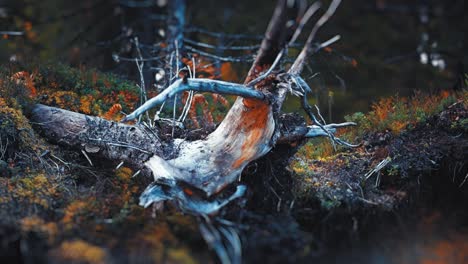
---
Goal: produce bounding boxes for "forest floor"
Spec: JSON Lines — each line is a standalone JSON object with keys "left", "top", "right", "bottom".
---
{"left": 0, "top": 63, "right": 467, "bottom": 263}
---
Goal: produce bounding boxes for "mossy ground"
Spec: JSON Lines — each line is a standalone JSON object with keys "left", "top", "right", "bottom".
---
{"left": 0, "top": 64, "right": 207, "bottom": 263}
{"left": 1, "top": 62, "right": 467, "bottom": 263}
{"left": 291, "top": 90, "right": 467, "bottom": 211}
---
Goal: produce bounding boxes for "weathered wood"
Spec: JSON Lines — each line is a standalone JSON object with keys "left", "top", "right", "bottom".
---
{"left": 29, "top": 1, "right": 346, "bottom": 213}
{"left": 122, "top": 78, "right": 266, "bottom": 122}
{"left": 124, "top": 0, "right": 303, "bottom": 197}
{"left": 30, "top": 104, "right": 164, "bottom": 170}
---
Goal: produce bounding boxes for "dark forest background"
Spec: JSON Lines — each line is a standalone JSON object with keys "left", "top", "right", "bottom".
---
{"left": 1, "top": 0, "right": 466, "bottom": 120}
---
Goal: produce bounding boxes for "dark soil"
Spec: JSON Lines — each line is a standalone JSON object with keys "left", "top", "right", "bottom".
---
{"left": 0, "top": 101, "right": 466, "bottom": 263}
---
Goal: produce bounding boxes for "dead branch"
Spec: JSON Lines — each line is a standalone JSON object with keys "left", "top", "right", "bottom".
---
{"left": 29, "top": 0, "right": 353, "bottom": 216}
{"left": 289, "top": 0, "right": 342, "bottom": 75}
{"left": 30, "top": 104, "right": 164, "bottom": 171}
{"left": 122, "top": 78, "right": 266, "bottom": 122}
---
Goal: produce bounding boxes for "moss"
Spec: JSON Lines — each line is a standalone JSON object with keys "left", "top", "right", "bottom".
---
{"left": 292, "top": 92, "right": 467, "bottom": 212}
{"left": 8, "top": 173, "right": 58, "bottom": 209}
{"left": 167, "top": 248, "right": 198, "bottom": 264}
{"left": 34, "top": 63, "right": 140, "bottom": 114}
{"left": 2, "top": 62, "right": 140, "bottom": 117}
{"left": 50, "top": 239, "right": 107, "bottom": 264}
{"left": 0, "top": 63, "right": 211, "bottom": 263}
{"left": 61, "top": 200, "right": 89, "bottom": 229}
{"left": 343, "top": 91, "right": 461, "bottom": 138}
{"left": 20, "top": 215, "right": 58, "bottom": 244}
{"left": 115, "top": 167, "right": 133, "bottom": 183}
{"left": 0, "top": 97, "right": 39, "bottom": 151}
{"left": 451, "top": 117, "right": 468, "bottom": 130}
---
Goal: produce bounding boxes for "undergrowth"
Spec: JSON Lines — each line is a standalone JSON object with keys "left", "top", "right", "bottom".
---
{"left": 0, "top": 63, "right": 204, "bottom": 263}
{"left": 295, "top": 89, "right": 467, "bottom": 162}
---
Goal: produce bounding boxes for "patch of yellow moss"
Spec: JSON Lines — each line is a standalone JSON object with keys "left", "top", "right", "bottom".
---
{"left": 11, "top": 174, "right": 57, "bottom": 208}
{"left": 45, "top": 91, "right": 80, "bottom": 111}
{"left": 115, "top": 167, "right": 132, "bottom": 183}
{"left": 295, "top": 90, "right": 465, "bottom": 162}
{"left": 50, "top": 239, "right": 107, "bottom": 264}
{"left": 167, "top": 248, "right": 198, "bottom": 264}
{"left": 0, "top": 97, "right": 32, "bottom": 132}
{"left": 79, "top": 95, "right": 94, "bottom": 114}
{"left": 62, "top": 200, "right": 89, "bottom": 229}
{"left": 0, "top": 95, "right": 48, "bottom": 155}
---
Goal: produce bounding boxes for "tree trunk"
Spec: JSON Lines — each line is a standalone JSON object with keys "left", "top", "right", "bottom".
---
{"left": 29, "top": 0, "right": 347, "bottom": 213}
{"left": 30, "top": 104, "right": 163, "bottom": 171}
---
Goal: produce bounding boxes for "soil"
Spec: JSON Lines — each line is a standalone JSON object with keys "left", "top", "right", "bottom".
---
{"left": 0, "top": 101, "right": 466, "bottom": 264}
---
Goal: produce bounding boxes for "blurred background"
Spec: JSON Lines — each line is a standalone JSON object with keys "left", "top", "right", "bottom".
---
{"left": 1, "top": 0, "right": 466, "bottom": 120}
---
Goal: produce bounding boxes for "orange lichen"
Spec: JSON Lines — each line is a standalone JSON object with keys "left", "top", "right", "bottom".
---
{"left": 62, "top": 200, "right": 89, "bottom": 228}
{"left": 372, "top": 97, "right": 394, "bottom": 121}
{"left": 392, "top": 120, "right": 409, "bottom": 134}
{"left": 11, "top": 71, "right": 37, "bottom": 97}
{"left": 50, "top": 240, "right": 107, "bottom": 264}
{"left": 182, "top": 57, "right": 217, "bottom": 79}
{"left": 211, "top": 93, "right": 230, "bottom": 108}
{"left": 45, "top": 91, "right": 80, "bottom": 111}
{"left": 183, "top": 188, "right": 194, "bottom": 196}
{"left": 351, "top": 90, "right": 460, "bottom": 136}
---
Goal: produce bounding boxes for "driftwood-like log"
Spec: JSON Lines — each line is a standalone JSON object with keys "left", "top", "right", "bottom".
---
{"left": 30, "top": 0, "right": 349, "bottom": 214}
{"left": 30, "top": 104, "right": 164, "bottom": 171}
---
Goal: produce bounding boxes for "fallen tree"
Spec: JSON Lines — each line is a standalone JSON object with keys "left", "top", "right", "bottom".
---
{"left": 2, "top": 1, "right": 467, "bottom": 263}
{"left": 30, "top": 0, "right": 354, "bottom": 215}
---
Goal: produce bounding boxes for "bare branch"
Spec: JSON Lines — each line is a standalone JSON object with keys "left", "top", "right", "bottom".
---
{"left": 300, "top": 94, "right": 359, "bottom": 148}
{"left": 122, "top": 78, "right": 266, "bottom": 122}
{"left": 305, "top": 122, "right": 356, "bottom": 137}
{"left": 288, "top": 2, "right": 322, "bottom": 46}
{"left": 277, "top": 121, "right": 356, "bottom": 143}
{"left": 319, "top": 34, "right": 341, "bottom": 49}
{"left": 289, "top": 0, "right": 342, "bottom": 75}
{"left": 246, "top": 50, "right": 284, "bottom": 87}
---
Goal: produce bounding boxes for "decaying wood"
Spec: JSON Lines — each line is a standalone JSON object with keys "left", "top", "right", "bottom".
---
{"left": 30, "top": 104, "right": 164, "bottom": 171}
{"left": 29, "top": 0, "right": 350, "bottom": 213}
{"left": 123, "top": 0, "right": 312, "bottom": 198}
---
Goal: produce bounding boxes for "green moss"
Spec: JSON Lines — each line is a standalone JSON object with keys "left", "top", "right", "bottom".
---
{"left": 3, "top": 62, "right": 141, "bottom": 116}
